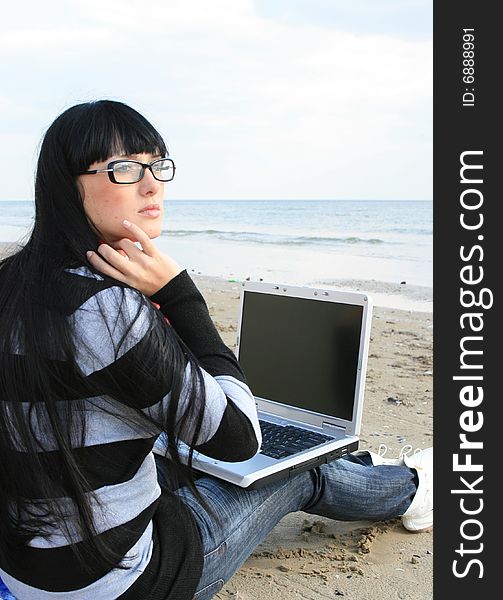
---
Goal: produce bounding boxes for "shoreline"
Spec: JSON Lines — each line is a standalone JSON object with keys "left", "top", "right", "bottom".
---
{"left": 0, "top": 241, "right": 432, "bottom": 313}
{"left": 189, "top": 268, "right": 433, "bottom": 313}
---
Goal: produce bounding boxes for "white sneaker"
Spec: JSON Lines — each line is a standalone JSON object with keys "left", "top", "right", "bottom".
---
{"left": 401, "top": 447, "right": 433, "bottom": 532}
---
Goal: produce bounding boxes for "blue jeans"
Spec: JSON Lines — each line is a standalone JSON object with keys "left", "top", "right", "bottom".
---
{"left": 156, "top": 453, "right": 418, "bottom": 600}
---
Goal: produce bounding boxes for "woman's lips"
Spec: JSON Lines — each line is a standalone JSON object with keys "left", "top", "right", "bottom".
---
{"left": 138, "top": 205, "right": 161, "bottom": 218}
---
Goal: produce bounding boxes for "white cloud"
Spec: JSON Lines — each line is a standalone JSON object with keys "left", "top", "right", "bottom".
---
{"left": 0, "top": 0, "right": 432, "bottom": 200}
{"left": 0, "top": 27, "right": 109, "bottom": 52}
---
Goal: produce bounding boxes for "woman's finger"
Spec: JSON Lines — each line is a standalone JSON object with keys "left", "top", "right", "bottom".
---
{"left": 122, "top": 220, "right": 157, "bottom": 255}
{"left": 110, "top": 238, "right": 144, "bottom": 259}
{"left": 96, "top": 244, "right": 136, "bottom": 275}
{"left": 86, "top": 250, "right": 129, "bottom": 283}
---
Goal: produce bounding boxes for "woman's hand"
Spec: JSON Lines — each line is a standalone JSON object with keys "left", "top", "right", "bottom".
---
{"left": 86, "top": 220, "right": 183, "bottom": 297}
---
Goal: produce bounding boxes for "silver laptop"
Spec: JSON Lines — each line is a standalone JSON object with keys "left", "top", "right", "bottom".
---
{"left": 158, "top": 280, "right": 373, "bottom": 489}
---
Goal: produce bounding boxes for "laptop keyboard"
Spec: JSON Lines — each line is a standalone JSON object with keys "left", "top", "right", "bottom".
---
{"left": 259, "top": 420, "right": 333, "bottom": 460}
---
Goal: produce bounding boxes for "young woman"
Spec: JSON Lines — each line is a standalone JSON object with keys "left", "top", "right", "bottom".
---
{"left": 0, "top": 100, "right": 433, "bottom": 600}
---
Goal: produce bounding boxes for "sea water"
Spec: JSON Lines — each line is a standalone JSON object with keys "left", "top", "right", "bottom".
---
{"left": 0, "top": 199, "right": 432, "bottom": 311}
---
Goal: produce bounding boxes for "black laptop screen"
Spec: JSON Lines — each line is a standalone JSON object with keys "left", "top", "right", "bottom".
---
{"left": 237, "top": 291, "right": 364, "bottom": 422}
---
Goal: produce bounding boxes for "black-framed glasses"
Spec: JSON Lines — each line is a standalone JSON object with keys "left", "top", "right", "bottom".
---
{"left": 78, "top": 158, "right": 176, "bottom": 184}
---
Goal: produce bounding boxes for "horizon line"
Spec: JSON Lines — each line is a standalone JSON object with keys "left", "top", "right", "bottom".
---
{"left": 0, "top": 197, "right": 433, "bottom": 202}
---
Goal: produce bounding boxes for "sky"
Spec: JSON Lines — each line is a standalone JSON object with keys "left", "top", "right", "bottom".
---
{"left": 0, "top": 0, "right": 432, "bottom": 201}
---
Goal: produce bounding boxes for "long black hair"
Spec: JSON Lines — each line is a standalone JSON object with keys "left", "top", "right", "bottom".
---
{"left": 0, "top": 100, "right": 208, "bottom": 574}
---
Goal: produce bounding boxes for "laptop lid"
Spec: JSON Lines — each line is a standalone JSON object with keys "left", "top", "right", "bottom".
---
{"left": 236, "top": 282, "right": 373, "bottom": 437}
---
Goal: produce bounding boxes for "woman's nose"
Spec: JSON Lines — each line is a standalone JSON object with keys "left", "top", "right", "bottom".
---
{"left": 139, "top": 167, "right": 162, "bottom": 195}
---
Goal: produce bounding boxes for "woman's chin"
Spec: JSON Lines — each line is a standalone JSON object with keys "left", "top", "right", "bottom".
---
{"left": 133, "top": 220, "right": 163, "bottom": 239}
{"left": 146, "top": 225, "right": 162, "bottom": 240}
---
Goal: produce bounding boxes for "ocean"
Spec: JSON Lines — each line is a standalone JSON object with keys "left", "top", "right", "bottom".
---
{"left": 0, "top": 199, "right": 432, "bottom": 311}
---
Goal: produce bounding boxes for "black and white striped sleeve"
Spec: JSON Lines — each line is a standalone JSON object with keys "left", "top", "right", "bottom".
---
{"left": 149, "top": 270, "right": 262, "bottom": 460}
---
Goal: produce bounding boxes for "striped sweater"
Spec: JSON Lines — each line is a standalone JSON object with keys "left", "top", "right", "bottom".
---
{"left": 0, "top": 267, "right": 261, "bottom": 599}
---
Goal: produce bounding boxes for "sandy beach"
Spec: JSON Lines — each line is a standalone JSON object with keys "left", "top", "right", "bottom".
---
{"left": 189, "top": 270, "right": 433, "bottom": 600}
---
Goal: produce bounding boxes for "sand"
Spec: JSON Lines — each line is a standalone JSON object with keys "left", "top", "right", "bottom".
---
{"left": 189, "top": 270, "right": 433, "bottom": 600}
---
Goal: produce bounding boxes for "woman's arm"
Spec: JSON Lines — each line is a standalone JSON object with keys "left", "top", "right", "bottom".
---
{"left": 149, "top": 269, "right": 262, "bottom": 459}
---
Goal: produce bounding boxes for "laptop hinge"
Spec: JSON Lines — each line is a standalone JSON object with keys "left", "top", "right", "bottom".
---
{"left": 322, "top": 421, "right": 346, "bottom": 432}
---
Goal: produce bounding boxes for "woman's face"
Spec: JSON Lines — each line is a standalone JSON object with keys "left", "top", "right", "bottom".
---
{"left": 78, "top": 152, "right": 165, "bottom": 243}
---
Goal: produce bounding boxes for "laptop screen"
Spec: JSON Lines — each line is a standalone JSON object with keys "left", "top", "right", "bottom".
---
{"left": 238, "top": 291, "right": 364, "bottom": 422}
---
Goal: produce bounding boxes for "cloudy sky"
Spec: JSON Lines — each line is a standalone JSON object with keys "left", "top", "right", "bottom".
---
{"left": 0, "top": 0, "right": 432, "bottom": 201}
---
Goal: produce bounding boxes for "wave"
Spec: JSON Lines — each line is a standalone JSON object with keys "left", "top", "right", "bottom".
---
{"left": 161, "top": 228, "right": 387, "bottom": 247}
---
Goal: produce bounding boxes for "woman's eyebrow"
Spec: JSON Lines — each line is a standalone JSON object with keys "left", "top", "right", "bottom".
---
{"left": 116, "top": 153, "right": 163, "bottom": 160}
